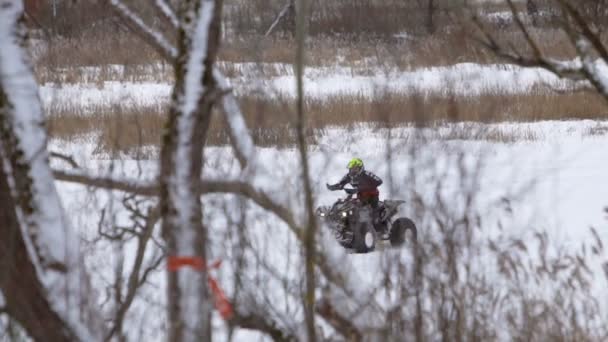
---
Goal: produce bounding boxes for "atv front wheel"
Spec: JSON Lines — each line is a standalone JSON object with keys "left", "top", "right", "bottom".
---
{"left": 390, "top": 218, "right": 417, "bottom": 247}
{"left": 353, "top": 223, "right": 376, "bottom": 253}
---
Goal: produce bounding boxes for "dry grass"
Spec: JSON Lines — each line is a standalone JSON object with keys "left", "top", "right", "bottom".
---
{"left": 47, "top": 104, "right": 165, "bottom": 158}
{"left": 27, "top": 0, "right": 608, "bottom": 73}
{"left": 46, "top": 90, "right": 608, "bottom": 155}
{"left": 35, "top": 30, "right": 161, "bottom": 69}
{"left": 34, "top": 6, "right": 608, "bottom": 155}
{"left": 435, "top": 125, "right": 540, "bottom": 143}
{"left": 302, "top": 91, "right": 608, "bottom": 125}
{"left": 584, "top": 122, "right": 608, "bottom": 136}
{"left": 32, "top": 25, "right": 585, "bottom": 83}
{"left": 217, "top": 26, "right": 579, "bottom": 68}
{"left": 35, "top": 63, "right": 174, "bottom": 84}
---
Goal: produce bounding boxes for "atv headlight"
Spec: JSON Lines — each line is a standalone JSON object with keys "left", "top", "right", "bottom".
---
{"left": 341, "top": 211, "right": 348, "bottom": 218}
{"left": 319, "top": 212, "right": 326, "bottom": 217}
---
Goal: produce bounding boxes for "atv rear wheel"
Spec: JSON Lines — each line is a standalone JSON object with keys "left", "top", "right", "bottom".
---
{"left": 353, "top": 223, "right": 376, "bottom": 253}
{"left": 390, "top": 217, "right": 417, "bottom": 247}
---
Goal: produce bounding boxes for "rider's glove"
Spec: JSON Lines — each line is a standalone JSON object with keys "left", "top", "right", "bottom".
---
{"left": 326, "top": 183, "right": 341, "bottom": 191}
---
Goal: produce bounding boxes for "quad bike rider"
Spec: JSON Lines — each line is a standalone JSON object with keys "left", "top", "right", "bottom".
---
{"left": 326, "top": 158, "right": 388, "bottom": 237}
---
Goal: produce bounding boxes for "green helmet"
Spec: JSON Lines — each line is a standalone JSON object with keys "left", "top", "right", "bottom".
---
{"left": 347, "top": 158, "right": 364, "bottom": 169}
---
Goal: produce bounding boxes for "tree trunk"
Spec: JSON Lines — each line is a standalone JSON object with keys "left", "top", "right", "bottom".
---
{"left": 0, "top": 160, "right": 77, "bottom": 342}
{"left": 427, "top": 0, "right": 436, "bottom": 34}
{"left": 159, "top": 1, "right": 223, "bottom": 340}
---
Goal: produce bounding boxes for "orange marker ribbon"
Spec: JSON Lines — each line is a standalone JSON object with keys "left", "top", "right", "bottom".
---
{"left": 167, "top": 256, "right": 234, "bottom": 320}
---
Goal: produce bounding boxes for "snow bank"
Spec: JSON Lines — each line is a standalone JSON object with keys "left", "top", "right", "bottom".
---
{"left": 40, "top": 62, "right": 586, "bottom": 112}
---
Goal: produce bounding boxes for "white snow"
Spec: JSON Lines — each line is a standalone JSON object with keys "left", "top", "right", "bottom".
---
{"left": 40, "top": 62, "right": 590, "bottom": 112}
{"left": 484, "top": 10, "right": 554, "bottom": 24}
{"left": 267, "top": 63, "right": 577, "bottom": 98}
{"left": 39, "top": 81, "right": 170, "bottom": 112}
{"left": 51, "top": 119, "right": 608, "bottom": 341}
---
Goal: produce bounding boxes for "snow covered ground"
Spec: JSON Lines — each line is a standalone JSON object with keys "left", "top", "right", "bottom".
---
{"left": 37, "top": 55, "right": 608, "bottom": 341}
{"left": 39, "top": 62, "right": 583, "bottom": 113}
{"left": 51, "top": 120, "right": 608, "bottom": 340}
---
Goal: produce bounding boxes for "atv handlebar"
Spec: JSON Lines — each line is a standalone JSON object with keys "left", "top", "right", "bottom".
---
{"left": 343, "top": 187, "right": 357, "bottom": 195}
{"left": 325, "top": 183, "right": 359, "bottom": 197}
{"left": 326, "top": 183, "right": 358, "bottom": 195}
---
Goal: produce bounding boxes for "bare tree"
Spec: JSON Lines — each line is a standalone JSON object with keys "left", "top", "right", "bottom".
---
{"left": 526, "top": 0, "right": 540, "bottom": 27}
{"left": 472, "top": 0, "right": 608, "bottom": 100}
{"left": 293, "top": 1, "right": 318, "bottom": 340}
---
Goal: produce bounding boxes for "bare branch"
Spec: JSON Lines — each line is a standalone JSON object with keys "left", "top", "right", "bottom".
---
{"left": 49, "top": 152, "right": 80, "bottom": 169}
{"left": 506, "top": 0, "right": 542, "bottom": 59}
{"left": 558, "top": 0, "right": 608, "bottom": 63}
{"left": 51, "top": 168, "right": 304, "bottom": 241}
{"left": 53, "top": 169, "right": 157, "bottom": 196}
{"left": 230, "top": 309, "right": 297, "bottom": 341}
{"left": 556, "top": 0, "right": 608, "bottom": 97}
{"left": 470, "top": 9, "right": 586, "bottom": 81}
{"left": 316, "top": 298, "right": 362, "bottom": 342}
{"left": 105, "top": 206, "right": 161, "bottom": 341}
{"left": 265, "top": 0, "right": 295, "bottom": 36}
{"left": 200, "top": 180, "right": 303, "bottom": 239}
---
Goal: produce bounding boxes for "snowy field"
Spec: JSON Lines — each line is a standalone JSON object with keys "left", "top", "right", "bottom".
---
{"left": 38, "top": 62, "right": 585, "bottom": 113}
{"left": 51, "top": 119, "right": 608, "bottom": 340}
{"left": 39, "top": 58, "right": 608, "bottom": 339}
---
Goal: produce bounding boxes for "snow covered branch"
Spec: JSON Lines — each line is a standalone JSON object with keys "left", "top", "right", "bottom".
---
{"left": 154, "top": 0, "right": 179, "bottom": 30}
{"left": 556, "top": 0, "right": 608, "bottom": 96}
{"left": 53, "top": 169, "right": 158, "bottom": 196}
{"left": 214, "top": 70, "right": 256, "bottom": 168}
{"left": 107, "top": 0, "right": 177, "bottom": 60}
{"left": 0, "top": 1, "right": 103, "bottom": 340}
{"left": 200, "top": 179, "right": 302, "bottom": 237}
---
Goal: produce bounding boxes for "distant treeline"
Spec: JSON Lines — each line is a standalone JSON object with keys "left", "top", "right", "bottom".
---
{"left": 25, "top": 0, "right": 608, "bottom": 40}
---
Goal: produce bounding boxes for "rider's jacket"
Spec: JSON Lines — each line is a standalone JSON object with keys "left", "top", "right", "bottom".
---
{"left": 337, "top": 169, "right": 383, "bottom": 197}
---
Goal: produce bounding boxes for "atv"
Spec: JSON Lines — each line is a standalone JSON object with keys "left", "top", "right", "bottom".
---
{"left": 316, "top": 187, "right": 417, "bottom": 253}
